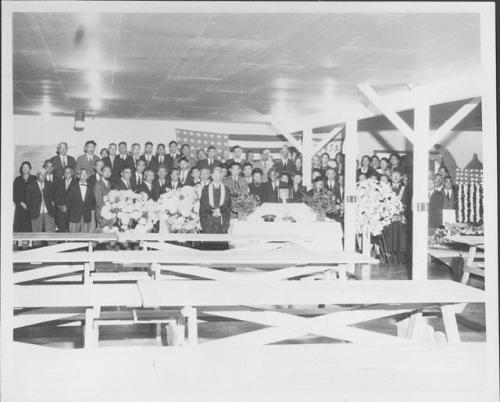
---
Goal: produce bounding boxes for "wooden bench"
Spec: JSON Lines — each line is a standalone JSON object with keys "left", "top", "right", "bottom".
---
{"left": 13, "top": 249, "right": 377, "bottom": 283}
{"left": 14, "top": 280, "right": 484, "bottom": 348}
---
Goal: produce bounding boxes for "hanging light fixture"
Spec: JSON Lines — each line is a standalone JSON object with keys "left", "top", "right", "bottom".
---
{"left": 74, "top": 110, "right": 85, "bottom": 131}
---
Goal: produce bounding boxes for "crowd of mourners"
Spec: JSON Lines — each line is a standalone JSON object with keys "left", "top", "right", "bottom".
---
{"left": 14, "top": 138, "right": 443, "bottom": 264}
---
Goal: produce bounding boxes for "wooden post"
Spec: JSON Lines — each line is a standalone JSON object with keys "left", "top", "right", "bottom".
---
{"left": 302, "top": 128, "right": 313, "bottom": 190}
{"left": 343, "top": 118, "right": 358, "bottom": 252}
{"left": 412, "top": 102, "right": 430, "bottom": 281}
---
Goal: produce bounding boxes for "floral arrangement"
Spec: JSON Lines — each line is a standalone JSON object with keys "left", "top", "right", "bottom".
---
{"left": 455, "top": 168, "right": 483, "bottom": 224}
{"left": 157, "top": 186, "right": 201, "bottom": 233}
{"left": 231, "top": 193, "right": 259, "bottom": 218}
{"left": 429, "top": 222, "right": 484, "bottom": 246}
{"left": 100, "top": 187, "right": 201, "bottom": 234}
{"left": 310, "top": 188, "right": 341, "bottom": 217}
{"left": 101, "top": 190, "right": 159, "bottom": 233}
{"left": 355, "top": 180, "right": 404, "bottom": 236}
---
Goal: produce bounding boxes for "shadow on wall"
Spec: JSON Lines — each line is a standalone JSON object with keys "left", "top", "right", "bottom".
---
{"left": 14, "top": 145, "right": 55, "bottom": 174}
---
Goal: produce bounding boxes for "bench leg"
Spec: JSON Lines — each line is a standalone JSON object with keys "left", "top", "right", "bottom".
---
{"left": 181, "top": 306, "right": 198, "bottom": 345}
{"left": 84, "top": 306, "right": 100, "bottom": 348}
{"left": 337, "top": 265, "right": 347, "bottom": 281}
{"left": 354, "top": 264, "right": 371, "bottom": 280}
{"left": 441, "top": 304, "right": 461, "bottom": 344}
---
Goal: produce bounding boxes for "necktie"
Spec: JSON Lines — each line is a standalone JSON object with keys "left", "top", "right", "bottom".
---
{"left": 159, "top": 157, "right": 163, "bottom": 165}
{"left": 66, "top": 180, "right": 70, "bottom": 190}
{"left": 160, "top": 180, "right": 164, "bottom": 187}
{"left": 62, "top": 156, "right": 66, "bottom": 167}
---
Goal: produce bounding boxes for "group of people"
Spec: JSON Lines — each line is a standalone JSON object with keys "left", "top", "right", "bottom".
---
{"left": 13, "top": 138, "right": 424, "bottom": 263}
{"left": 428, "top": 166, "right": 458, "bottom": 231}
{"left": 13, "top": 140, "right": 344, "bottom": 237}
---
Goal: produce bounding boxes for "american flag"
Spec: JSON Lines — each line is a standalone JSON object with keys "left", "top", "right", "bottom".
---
{"left": 176, "top": 129, "right": 290, "bottom": 160}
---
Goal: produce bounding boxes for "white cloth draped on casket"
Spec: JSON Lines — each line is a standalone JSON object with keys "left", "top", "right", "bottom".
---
{"left": 229, "top": 203, "right": 344, "bottom": 251}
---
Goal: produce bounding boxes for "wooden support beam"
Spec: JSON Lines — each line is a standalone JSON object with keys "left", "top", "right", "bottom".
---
{"left": 269, "top": 122, "right": 303, "bottom": 152}
{"left": 312, "top": 126, "right": 344, "bottom": 155}
{"left": 343, "top": 118, "right": 358, "bottom": 252}
{"left": 302, "top": 127, "right": 313, "bottom": 190}
{"left": 412, "top": 102, "right": 430, "bottom": 281}
{"left": 428, "top": 98, "right": 480, "bottom": 149}
{"left": 357, "top": 84, "right": 415, "bottom": 144}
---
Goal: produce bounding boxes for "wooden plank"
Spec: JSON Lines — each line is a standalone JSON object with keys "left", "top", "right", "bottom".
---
{"left": 15, "top": 242, "right": 90, "bottom": 256}
{"left": 13, "top": 249, "right": 377, "bottom": 265}
{"left": 312, "top": 126, "right": 344, "bottom": 155}
{"left": 14, "top": 284, "right": 142, "bottom": 308}
{"left": 441, "top": 304, "right": 461, "bottom": 343}
{"left": 13, "top": 232, "right": 116, "bottom": 241}
{"left": 138, "top": 280, "right": 484, "bottom": 308}
{"left": 14, "top": 264, "right": 85, "bottom": 283}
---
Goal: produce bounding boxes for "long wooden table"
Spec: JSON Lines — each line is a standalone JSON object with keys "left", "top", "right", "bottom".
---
{"left": 13, "top": 280, "right": 485, "bottom": 348}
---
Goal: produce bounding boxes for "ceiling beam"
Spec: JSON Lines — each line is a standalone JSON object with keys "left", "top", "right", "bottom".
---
{"left": 268, "top": 122, "right": 304, "bottom": 152}
{"left": 357, "top": 84, "right": 415, "bottom": 144}
{"left": 428, "top": 97, "right": 481, "bottom": 150}
{"left": 312, "top": 125, "right": 344, "bottom": 155}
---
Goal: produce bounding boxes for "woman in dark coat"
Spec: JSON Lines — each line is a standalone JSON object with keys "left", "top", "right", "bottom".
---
{"left": 356, "top": 155, "right": 379, "bottom": 181}
{"left": 383, "top": 170, "right": 410, "bottom": 264}
{"left": 13, "top": 161, "right": 36, "bottom": 233}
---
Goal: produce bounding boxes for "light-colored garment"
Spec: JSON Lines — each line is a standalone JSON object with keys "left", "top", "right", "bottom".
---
{"left": 253, "top": 159, "right": 274, "bottom": 182}
{"left": 223, "top": 176, "right": 249, "bottom": 195}
{"left": 37, "top": 181, "right": 48, "bottom": 214}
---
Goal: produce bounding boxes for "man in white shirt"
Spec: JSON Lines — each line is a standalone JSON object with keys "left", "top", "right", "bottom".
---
{"left": 50, "top": 142, "right": 76, "bottom": 179}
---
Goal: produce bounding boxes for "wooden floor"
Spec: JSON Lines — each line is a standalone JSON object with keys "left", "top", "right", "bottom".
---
{"left": 9, "top": 342, "right": 487, "bottom": 402}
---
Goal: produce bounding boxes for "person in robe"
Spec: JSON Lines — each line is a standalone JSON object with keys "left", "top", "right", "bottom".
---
{"left": 199, "top": 166, "right": 231, "bottom": 234}
{"left": 289, "top": 171, "right": 306, "bottom": 203}
{"left": 248, "top": 168, "right": 265, "bottom": 204}
{"left": 55, "top": 166, "right": 76, "bottom": 232}
{"left": 13, "top": 161, "right": 36, "bottom": 235}
{"left": 153, "top": 166, "right": 168, "bottom": 201}
{"left": 94, "top": 165, "right": 113, "bottom": 228}
{"left": 50, "top": 142, "right": 76, "bottom": 179}
{"left": 383, "top": 170, "right": 410, "bottom": 265}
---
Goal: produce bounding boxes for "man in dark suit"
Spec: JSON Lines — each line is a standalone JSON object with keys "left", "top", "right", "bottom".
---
{"left": 324, "top": 167, "right": 341, "bottom": 201}
{"left": 290, "top": 171, "right": 306, "bottom": 203}
{"left": 167, "top": 168, "right": 181, "bottom": 190}
{"left": 178, "top": 157, "right": 195, "bottom": 187}
{"left": 137, "top": 169, "right": 155, "bottom": 200}
{"left": 87, "top": 159, "right": 105, "bottom": 192}
{"left": 442, "top": 176, "right": 457, "bottom": 210}
{"left": 131, "top": 143, "right": 142, "bottom": 169}
{"left": 153, "top": 166, "right": 169, "bottom": 201}
{"left": 140, "top": 141, "right": 155, "bottom": 170}
{"left": 117, "top": 141, "right": 135, "bottom": 172}
{"left": 94, "top": 166, "right": 113, "bottom": 229}
{"left": 197, "top": 145, "right": 220, "bottom": 171}
{"left": 131, "top": 159, "right": 146, "bottom": 191}
{"left": 26, "top": 168, "right": 56, "bottom": 234}
{"left": 248, "top": 168, "right": 265, "bottom": 205}
{"left": 262, "top": 169, "right": 280, "bottom": 203}
{"left": 66, "top": 168, "right": 95, "bottom": 233}
{"left": 150, "top": 143, "right": 167, "bottom": 174}
{"left": 274, "top": 145, "right": 296, "bottom": 176}
{"left": 225, "top": 145, "right": 246, "bottom": 168}
{"left": 102, "top": 143, "right": 121, "bottom": 182}
{"left": 50, "top": 142, "right": 76, "bottom": 179}
{"left": 165, "top": 141, "right": 181, "bottom": 173}
{"left": 55, "top": 166, "right": 76, "bottom": 232}
{"left": 114, "top": 167, "right": 133, "bottom": 191}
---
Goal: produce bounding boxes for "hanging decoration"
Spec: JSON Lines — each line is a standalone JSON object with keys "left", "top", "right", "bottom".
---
{"left": 455, "top": 168, "right": 483, "bottom": 224}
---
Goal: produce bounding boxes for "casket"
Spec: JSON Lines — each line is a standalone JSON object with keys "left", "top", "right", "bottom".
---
{"left": 229, "top": 202, "right": 343, "bottom": 251}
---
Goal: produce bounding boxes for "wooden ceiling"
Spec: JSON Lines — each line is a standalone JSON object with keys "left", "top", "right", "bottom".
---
{"left": 12, "top": 12, "right": 480, "bottom": 123}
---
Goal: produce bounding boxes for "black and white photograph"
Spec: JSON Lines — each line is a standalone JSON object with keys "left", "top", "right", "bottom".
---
{"left": 1, "top": 2, "right": 498, "bottom": 401}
